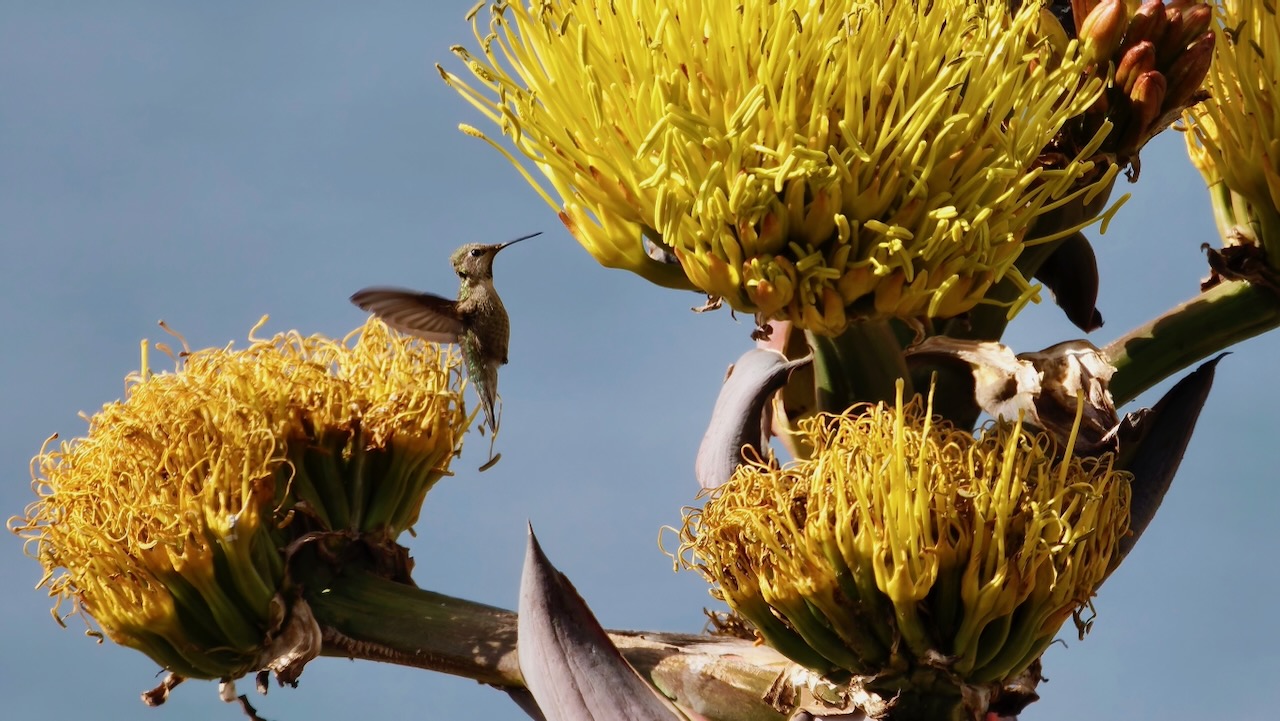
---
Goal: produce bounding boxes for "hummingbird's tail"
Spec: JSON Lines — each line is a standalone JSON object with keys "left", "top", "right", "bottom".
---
{"left": 479, "top": 392, "right": 499, "bottom": 437}
{"left": 478, "top": 393, "right": 502, "bottom": 472}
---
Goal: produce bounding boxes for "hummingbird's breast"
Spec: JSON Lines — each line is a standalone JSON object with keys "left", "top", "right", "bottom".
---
{"left": 459, "top": 285, "right": 511, "bottom": 365}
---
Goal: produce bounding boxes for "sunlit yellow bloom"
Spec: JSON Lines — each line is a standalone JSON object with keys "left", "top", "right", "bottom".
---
{"left": 443, "top": 0, "right": 1116, "bottom": 334}
{"left": 10, "top": 318, "right": 468, "bottom": 681}
{"left": 1184, "top": 0, "right": 1280, "bottom": 221}
{"left": 679, "top": 383, "right": 1129, "bottom": 686}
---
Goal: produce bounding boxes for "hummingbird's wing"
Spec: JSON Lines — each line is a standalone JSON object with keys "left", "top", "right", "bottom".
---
{"left": 350, "top": 287, "right": 464, "bottom": 344}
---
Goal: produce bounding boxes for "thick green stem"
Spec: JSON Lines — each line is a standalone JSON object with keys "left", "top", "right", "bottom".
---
{"left": 1104, "top": 280, "right": 1280, "bottom": 405}
{"left": 300, "top": 567, "right": 786, "bottom": 721}
{"left": 809, "top": 319, "right": 913, "bottom": 413}
{"left": 292, "top": 563, "right": 1036, "bottom": 719}
{"left": 1206, "top": 181, "right": 1280, "bottom": 251}
{"left": 304, "top": 567, "right": 522, "bottom": 685}
{"left": 1207, "top": 182, "right": 1238, "bottom": 244}
{"left": 1259, "top": 206, "right": 1280, "bottom": 261}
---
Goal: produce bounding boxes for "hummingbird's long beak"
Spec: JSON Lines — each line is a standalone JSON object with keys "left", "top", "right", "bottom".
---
{"left": 496, "top": 231, "right": 542, "bottom": 251}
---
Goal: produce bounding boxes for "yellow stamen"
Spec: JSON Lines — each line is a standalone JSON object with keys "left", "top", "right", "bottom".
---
{"left": 10, "top": 318, "right": 469, "bottom": 679}
{"left": 679, "top": 381, "right": 1130, "bottom": 682}
{"left": 446, "top": 0, "right": 1115, "bottom": 333}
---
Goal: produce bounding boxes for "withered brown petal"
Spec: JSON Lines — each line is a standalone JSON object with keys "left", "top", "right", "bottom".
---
{"left": 906, "top": 337, "right": 1042, "bottom": 423}
{"left": 907, "top": 337, "right": 1119, "bottom": 450}
{"left": 1019, "top": 340, "right": 1118, "bottom": 451}
{"left": 1105, "top": 355, "right": 1224, "bottom": 577}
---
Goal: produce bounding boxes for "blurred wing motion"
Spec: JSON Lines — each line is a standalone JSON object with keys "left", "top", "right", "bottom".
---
{"left": 350, "top": 287, "right": 464, "bottom": 343}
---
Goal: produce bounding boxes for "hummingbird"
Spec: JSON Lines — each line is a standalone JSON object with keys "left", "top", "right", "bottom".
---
{"left": 350, "top": 232, "right": 540, "bottom": 440}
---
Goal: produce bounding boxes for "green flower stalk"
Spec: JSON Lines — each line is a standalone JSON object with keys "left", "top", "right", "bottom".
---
{"left": 443, "top": 0, "right": 1117, "bottom": 334}
{"left": 11, "top": 318, "right": 469, "bottom": 683}
{"left": 679, "top": 383, "right": 1130, "bottom": 713}
{"left": 1183, "top": 0, "right": 1280, "bottom": 255}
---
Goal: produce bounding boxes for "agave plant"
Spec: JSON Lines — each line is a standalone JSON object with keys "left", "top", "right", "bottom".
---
{"left": 13, "top": 0, "right": 1280, "bottom": 719}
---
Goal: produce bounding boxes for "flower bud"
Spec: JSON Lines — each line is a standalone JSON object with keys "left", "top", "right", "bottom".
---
{"left": 1175, "top": 3, "right": 1214, "bottom": 49}
{"left": 1071, "top": 0, "right": 1103, "bottom": 35}
{"left": 1160, "top": 5, "right": 1188, "bottom": 66}
{"left": 1079, "top": 0, "right": 1129, "bottom": 65}
{"left": 1117, "top": 40, "right": 1158, "bottom": 95}
{"left": 1131, "top": 70, "right": 1169, "bottom": 125}
{"left": 1121, "top": 0, "right": 1168, "bottom": 54}
{"left": 1164, "top": 31, "right": 1215, "bottom": 110}
{"left": 1117, "top": 70, "right": 1169, "bottom": 154}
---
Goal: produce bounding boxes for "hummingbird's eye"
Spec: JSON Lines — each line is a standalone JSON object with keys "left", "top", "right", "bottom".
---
{"left": 469, "top": 248, "right": 485, "bottom": 258}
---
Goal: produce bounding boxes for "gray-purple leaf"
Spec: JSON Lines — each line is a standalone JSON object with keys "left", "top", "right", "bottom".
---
{"left": 695, "top": 349, "right": 812, "bottom": 490}
{"left": 1034, "top": 231, "right": 1104, "bottom": 332}
{"left": 518, "top": 526, "right": 685, "bottom": 721}
{"left": 1105, "top": 355, "right": 1223, "bottom": 576}
{"left": 507, "top": 688, "right": 550, "bottom": 721}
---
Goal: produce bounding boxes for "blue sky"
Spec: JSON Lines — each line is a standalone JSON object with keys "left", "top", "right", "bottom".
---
{"left": 2, "top": 3, "right": 1277, "bottom": 719}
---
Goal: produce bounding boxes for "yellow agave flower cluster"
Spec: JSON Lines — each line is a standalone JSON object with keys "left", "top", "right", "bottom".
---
{"left": 1183, "top": 0, "right": 1280, "bottom": 227}
{"left": 680, "top": 385, "right": 1130, "bottom": 685}
{"left": 444, "top": 0, "right": 1117, "bottom": 334}
{"left": 11, "top": 319, "right": 468, "bottom": 680}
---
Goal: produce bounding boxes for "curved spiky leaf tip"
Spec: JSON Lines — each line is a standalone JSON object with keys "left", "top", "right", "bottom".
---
{"left": 678, "top": 382, "right": 1130, "bottom": 690}
{"left": 10, "top": 318, "right": 469, "bottom": 681}
{"left": 442, "top": 0, "right": 1118, "bottom": 333}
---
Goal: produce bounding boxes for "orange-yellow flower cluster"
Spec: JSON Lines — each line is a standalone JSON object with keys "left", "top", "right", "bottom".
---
{"left": 11, "top": 318, "right": 468, "bottom": 680}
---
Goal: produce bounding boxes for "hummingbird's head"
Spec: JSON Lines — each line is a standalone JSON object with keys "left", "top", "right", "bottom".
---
{"left": 450, "top": 243, "right": 501, "bottom": 281}
{"left": 449, "top": 232, "right": 541, "bottom": 282}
